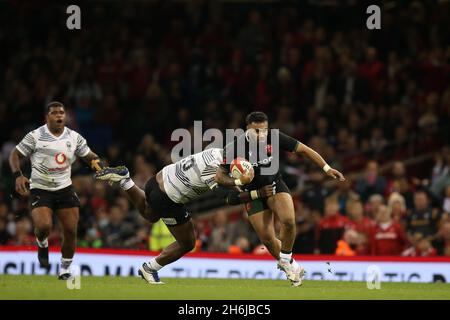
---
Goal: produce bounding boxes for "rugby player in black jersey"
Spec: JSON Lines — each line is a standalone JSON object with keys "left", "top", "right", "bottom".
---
{"left": 215, "top": 111, "right": 345, "bottom": 286}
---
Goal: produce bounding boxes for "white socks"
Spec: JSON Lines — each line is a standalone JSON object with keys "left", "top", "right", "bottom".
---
{"left": 279, "top": 251, "right": 292, "bottom": 263}
{"left": 60, "top": 258, "right": 73, "bottom": 274}
{"left": 36, "top": 237, "right": 48, "bottom": 248}
{"left": 148, "top": 258, "right": 163, "bottom": 271}
{"left": 120, "top": 177, "right": 135, "bottom": 191}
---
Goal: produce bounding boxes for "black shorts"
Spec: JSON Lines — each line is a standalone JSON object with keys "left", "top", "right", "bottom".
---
{"left": 30, "top": 186, "right": 80, "bottom": 211}
{"left": 144, "top": 177, "right": 191, "bottom": 226}
{"left": 244, "top": 178, "right": 290, "bottom": 216}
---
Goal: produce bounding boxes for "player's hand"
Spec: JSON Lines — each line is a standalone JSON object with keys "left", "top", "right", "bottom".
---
{"left": 257, "top": 185, "right": 275, "bottom": 198}
{"left": 239, "top": 168, "right": 254, "bottom": 185}
{"left": 15, "top": 176, "right": 30, "bottom": 196}
{"left": 326, "top": 168, "right": 345, "bottom": 181}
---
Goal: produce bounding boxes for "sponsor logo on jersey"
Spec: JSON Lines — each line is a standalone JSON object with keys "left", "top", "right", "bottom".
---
{"left": 55, "top": 153, "right": 67, "bottom": 164}
{"left": 251, "top": 156, "right": 273, "bottom": 167}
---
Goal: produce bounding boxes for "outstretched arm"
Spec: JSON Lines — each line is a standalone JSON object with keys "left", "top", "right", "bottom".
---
{"left": 80, "top": 151, "right": 104, "bottom": 172}
{"left": 295, "top": 143, "right": 345, "bottom": 181}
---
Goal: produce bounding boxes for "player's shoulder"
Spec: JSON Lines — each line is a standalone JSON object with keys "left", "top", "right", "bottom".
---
{"left": 25, "top": 125, "right": 45, "bottom": 139}
{"left": 64, "top": 126, "right": 83, "bottom": 139}
{"left": 200, "top": 148, "right": 223, "bottom": 165}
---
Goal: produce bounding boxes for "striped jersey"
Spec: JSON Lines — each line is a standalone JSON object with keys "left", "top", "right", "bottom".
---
{"left": 162, "top": 148, "right": 223, "bottom": 204}
{"left": 16, "top": 124, "right": 91, "bottom": 191}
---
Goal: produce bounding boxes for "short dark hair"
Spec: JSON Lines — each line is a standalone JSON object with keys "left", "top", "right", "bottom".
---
{"left": 46, "top": 101, "right": 65, "bottom": 114}
{"left": 246, "top": 111, "right": 268, "bottom": 125}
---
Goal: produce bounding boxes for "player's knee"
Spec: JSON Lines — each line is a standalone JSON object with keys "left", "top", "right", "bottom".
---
{"left": 35, "top": 222, "right": 52, "bottom": 235}
{"left": 280, "top": 218, "right": 295, "bottom": 232}
{"left": 63, "top": 227, "right": 77, "bottom": 240}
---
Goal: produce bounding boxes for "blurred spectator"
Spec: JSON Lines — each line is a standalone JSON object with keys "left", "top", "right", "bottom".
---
{"left": 293, "top": 200, "right": 315, "bottom": 254}
{"left": 100, "top": 206, "right": 136, "bottom": 248}
{"left": 335, "top": 229, "right": 361, "bottom": 256}
{"left": 387, "top": 192, "right": 407, "bottom": 221}
{"left": 370, "top": 205, "right": 407, "bottom": 255}
{"left": 366, "top": 194, "right": 385, "bottom": 220}
{"left": 8, "top": 217, "right": 34, "bottom": 246}
{"left": 402, "top": 234, "right": 437, "bottom": 257}
{"left": 356, "top": 161, "right": 387, "bottom": 202}
{"left": 208, "top": 210, "right": 233, "bottom": 252}
{"left": 325, "top": 178, "right": 359, "bottom": 215}
{"left": 0, "top": 218, "right": 11, "bottom": 244}
{"left": 346, "top": 200, "right": 374, "bottom": 254}
{"left": 302, "top": 169, "right": 329, "bottom": 215}
{"left": 384, "top": 161, "right": 412, "bottom": 197}
{"left": 443, "top": 185, "right": 450, "bottom": 215}
{"left": 315, "top": 198, "right": 350, "bottom": 254}
{"left": 434, "top": 222, "right": 450, "bottom": 256}
{"left": 406, "top": 189, "right": 441, "bottom": 241}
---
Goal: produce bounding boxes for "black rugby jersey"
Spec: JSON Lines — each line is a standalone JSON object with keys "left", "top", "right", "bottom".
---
{"left": 222, "top": 130, "right": 299, "bottom": 189}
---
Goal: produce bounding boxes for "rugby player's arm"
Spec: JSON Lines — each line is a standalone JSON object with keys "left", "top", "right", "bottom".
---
{"left": 9, "top": 148, "right": 30, "bottom": 196}
{"left": 214, "top": 165, "right": 253, "bottom": 186}
{"left": 79, "top": 151, "right": 104, "bottom": 172}
{"left": 212, "top": 185, "right": 274, "bottom": 205}
{"left": 294, "top": 142, "right": 345, "bottom": 181}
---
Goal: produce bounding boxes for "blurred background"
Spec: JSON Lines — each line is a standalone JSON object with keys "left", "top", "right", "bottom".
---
{"left": 0, "top": 0, "right": 449, "bottom": 258}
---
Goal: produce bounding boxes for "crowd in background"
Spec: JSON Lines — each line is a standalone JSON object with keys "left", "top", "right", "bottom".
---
{"left": 0, "top": 1, "right": 449, "bottom": 256}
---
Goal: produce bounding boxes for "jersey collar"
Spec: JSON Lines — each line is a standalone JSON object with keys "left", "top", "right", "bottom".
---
{"left": 45, "top": 124, "right": 67, "bottom": 139}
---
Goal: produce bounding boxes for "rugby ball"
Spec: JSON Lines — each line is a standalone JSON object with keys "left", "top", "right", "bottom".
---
{"left": 230, "top": 157, "right": 253, "bottom": 179}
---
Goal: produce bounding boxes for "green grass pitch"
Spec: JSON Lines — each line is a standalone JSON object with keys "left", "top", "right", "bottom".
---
{"left": 1, "top": 275, "right": 450, "bottom": 300}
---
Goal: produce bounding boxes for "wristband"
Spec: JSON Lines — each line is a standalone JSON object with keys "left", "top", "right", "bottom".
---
{"left": 234, "top": 179, "right": 243, "bottom": 186}
{"left": 250, "top": 190, "right": 259, "bottom": 200}
{"left": 323, "top": 164, "right": 331, "bottom": 173}
{"left": 13, "top": 171, "right": 23, "bottom": 179}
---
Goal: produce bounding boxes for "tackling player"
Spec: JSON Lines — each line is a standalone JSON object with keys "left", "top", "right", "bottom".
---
{"left": 215, "top": 111, "right": 345, "bottom": 286}
{"left": 94, "top": 148, "right": 274, "bottom": 284}
{"left": 9, "top": 102, "right": 104, "bottom": 280}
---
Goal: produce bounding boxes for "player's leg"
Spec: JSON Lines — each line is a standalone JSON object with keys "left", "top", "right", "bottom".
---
{"left": 94, "top": 166, "right": 159, "bottom": 222}
{"left": 266, "top": 192, "right": 296, "bottom": 254}
{"left": 30, "top": 206, "right": 53, "bottom": 268}
{"left": 139, "top": 220, "right": 195, "bottom": 285}
{"left": 247, "top": 209, "right": 281, "bottom": 260}
{"left": 122, "top": 185, "right": 159, "bottom": 222}
{"left": 56, "top": 207, "right": 79, "bottom": 279}
{"left": 267, "top": 190, "right": 305, "bottom": 286}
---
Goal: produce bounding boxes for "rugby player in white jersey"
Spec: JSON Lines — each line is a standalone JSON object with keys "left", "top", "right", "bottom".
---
{"left": 9, "top": 102, "right": 105, "bottom": 280}
{"left": 94, "top": 148, "right": 275, "bottom": 284}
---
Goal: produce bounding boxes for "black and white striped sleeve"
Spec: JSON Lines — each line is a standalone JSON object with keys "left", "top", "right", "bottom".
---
{"left": 16, "top": 132, "right": 36, "bottom": 157}
{"left": 200, "top": 165, "right": 218, "bottom": 190}
{"left": 75, "top": 133, "right": 91, "bottom": 157}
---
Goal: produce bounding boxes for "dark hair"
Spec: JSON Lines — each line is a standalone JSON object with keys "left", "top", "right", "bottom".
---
{"left": 46, "top": 101, "right": 65, "bottom": 114}
{"left": 245, "top": 111, "right": 268, "bottom": 125}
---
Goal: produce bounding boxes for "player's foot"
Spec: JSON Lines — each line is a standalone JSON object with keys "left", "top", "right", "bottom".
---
{"left": 94, "top": 166, "right": 130, "bottom": 182}
{"left": 290, "top": 265, "right": 306, "bottom": 287}
{"left": 38, "top": 246, "right": 49, "bottom": 268}
{"left": 277, "top": 259, "right": 305, "bottom": 286}
{"left": 138, "top": 263, "right": 164, "bottom": 285}
{"left": 58, "top": 268, "right": 72, "bottom": 280}
{"left": 57, "top": 272, "right": 73, "bottom": 280}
